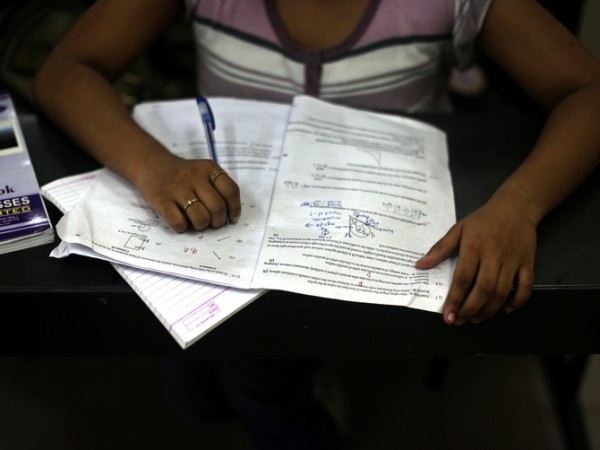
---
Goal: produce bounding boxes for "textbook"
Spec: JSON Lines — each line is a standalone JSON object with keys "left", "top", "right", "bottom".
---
{"left": 0, "top": 89, "right": 54, "bottom": 254}
{"left": 50, "top": 95, "right": 457, "bottom": 313}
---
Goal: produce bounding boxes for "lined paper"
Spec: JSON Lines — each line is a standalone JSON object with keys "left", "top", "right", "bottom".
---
{"left": 42, "top": 171, "right": 264, "bottom": 349}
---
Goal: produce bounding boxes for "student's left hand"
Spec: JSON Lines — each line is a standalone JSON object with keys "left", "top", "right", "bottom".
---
{"left": 416, "top": 195, "right": 536, "bottom": 325}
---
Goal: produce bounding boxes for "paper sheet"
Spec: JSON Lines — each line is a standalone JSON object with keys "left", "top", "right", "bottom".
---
{"left": 42, "top": 170, "right": 264, "bottom": 349}
{"left": 253, "top": 97, "right": 456, "bottom": 312}
{"left": 51, "top": 96, "right": 456, "bottom": 313}
{"left": 53, "top": 98, "right": 291, "bottom": 288}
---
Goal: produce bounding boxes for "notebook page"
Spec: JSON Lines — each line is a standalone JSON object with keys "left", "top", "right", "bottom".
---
{"left": 42, "top": 171, "right": 264, "bottom": 349}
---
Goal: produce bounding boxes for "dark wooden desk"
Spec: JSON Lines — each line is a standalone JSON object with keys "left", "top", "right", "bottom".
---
{"left": 2, "top": 111, "right": 598, "bottom": 450}
{"left": 2, "top": 111, "right": 598, "bottom": 357}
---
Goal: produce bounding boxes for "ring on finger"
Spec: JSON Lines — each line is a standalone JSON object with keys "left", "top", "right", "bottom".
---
{"left": 184, "top": 198, "right": 200, "bottom": 211}
{"left": 209, "top": 169, "right": 228, "bottom": 186}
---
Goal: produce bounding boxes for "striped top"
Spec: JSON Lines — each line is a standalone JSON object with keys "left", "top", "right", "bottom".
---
{"left": 184, "top": 0, "right": 493, "bottom": 112}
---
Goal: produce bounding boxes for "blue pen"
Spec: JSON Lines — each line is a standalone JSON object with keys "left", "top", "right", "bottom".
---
{"left": 197, "top": 96, "right": 231, "bottom": 224}
{"left": 196, "top": 96, "right": 218, "bottom": 164}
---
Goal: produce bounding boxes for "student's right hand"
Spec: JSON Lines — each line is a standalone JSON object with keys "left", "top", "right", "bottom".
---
{"left": 135, "top": 154, "right": 241, "bottom": 233}
{"left": 32, "top": 0, "right": 232, "bottom": 234}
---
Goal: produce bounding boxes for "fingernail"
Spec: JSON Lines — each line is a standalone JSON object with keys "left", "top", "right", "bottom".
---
{"left": 504, "top": 307, "right": 514, "bottom": 313}
{"left": 447, "top": 312, "right": 455, "bottom": 324}
{"left": 454, "top": 318, "right": 465, "bottom": 326}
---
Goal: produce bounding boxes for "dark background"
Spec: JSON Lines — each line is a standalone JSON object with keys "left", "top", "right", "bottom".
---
{"left": 0, "top": 2, "right": 598, "bottom": 450}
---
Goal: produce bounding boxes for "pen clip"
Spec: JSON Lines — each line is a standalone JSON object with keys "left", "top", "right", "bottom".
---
{"left": 196, "top": 95, "right": 215, "bottom": 130}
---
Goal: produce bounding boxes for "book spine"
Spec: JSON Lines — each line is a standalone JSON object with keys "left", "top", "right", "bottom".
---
{"left": 0, "top": 89, "right": 54, "bottom": 244}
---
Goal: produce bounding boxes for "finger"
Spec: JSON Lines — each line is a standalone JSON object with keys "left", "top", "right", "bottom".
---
{"left": 200, "top": 169, "right": 231, "bottom": 228}
{"left": 416, "top": 223, "right": 462, "bottom": 269}
{"left": 504, "top": 266, "right": 534, "bottom": 313}
{"left": 183, "top": 197, "right": 211, "bottom": 231}
{"left": 455, "top": 259, "right": 500, "bottom": 323}
{"left": 471, "top": 265, "right": 514, "bottom": 323}
{"left": 160, "top": 201, "right": 190, "bottom": 233}
{"left": 196, "top": 191, "right": 228, "bottom": 229}
{"left": 210, "top": 171, "right": 242, "bottom": 224}
{"left": 442, "top": 253, "right": 478, "bottom": 325}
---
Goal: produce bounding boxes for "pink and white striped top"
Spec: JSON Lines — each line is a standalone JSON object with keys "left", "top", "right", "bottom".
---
{"left": 184, "top": 0, "right": 493, "bottom": 112}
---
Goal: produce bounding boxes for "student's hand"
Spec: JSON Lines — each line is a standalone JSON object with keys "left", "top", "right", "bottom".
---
{"left": 416, "top": 197, "right": 536, "bottom": 325}
{"left": 136, "top": 155, "right": 241, "bottom": 233}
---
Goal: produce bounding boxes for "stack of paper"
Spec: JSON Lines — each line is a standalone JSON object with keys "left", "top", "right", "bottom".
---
{"left": 41, "top": 169, "right": 265, "bottom": 350}
{"left": 43, "top": 96, "right": 457, "bottom": 349}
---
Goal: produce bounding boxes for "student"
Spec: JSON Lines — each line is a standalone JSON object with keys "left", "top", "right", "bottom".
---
{"left": 33, "top": 0, "right": 600, "bottom": 326}
{"left": 32, "top": 0, "right": 600, "bottom": 447}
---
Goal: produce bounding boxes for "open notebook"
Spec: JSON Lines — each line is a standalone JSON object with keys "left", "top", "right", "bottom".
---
{"left": 41, "top": 171, "right": 264, "bottom": 349}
